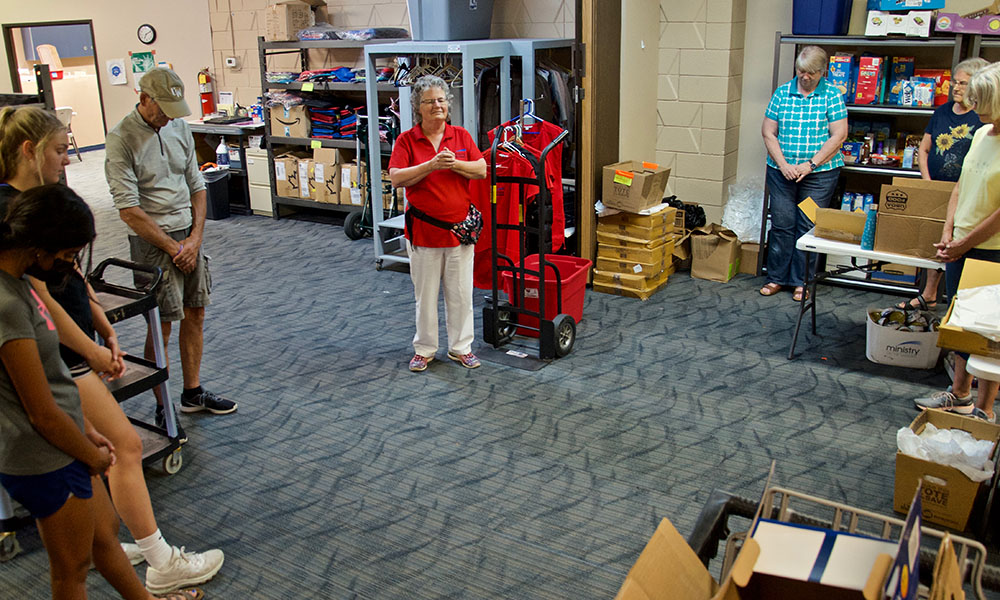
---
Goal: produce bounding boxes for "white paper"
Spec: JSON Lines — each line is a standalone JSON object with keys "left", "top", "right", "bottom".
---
{"left": 314, "top": 163, "right": 324, "bottom": 182}
{"left": 275, "top": 162, "right": 286, "bottom": 181}
{"left": 106, "top": 59, "right": 127, "bottom": 86}
{"left": 949, "top": 285, "right": 1000, "bottom": 341}
{"left": 218, "top": 91, "right": 234, "bottom": 106}
{"left": 298, "top": 162, "right": 310, "bottom": 198}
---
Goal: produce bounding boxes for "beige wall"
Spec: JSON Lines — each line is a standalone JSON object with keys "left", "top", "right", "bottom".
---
{"left": 1, "top": 1, "right": 213, "bottom": 132}
{"left": 209, "top": 0, "right": 573, "bottom": 107}
{"left": 735, "top": 0, "right": 792, "bottom": 182}
{"left": 619, "top": 0, "right": 659, "bottom": 161}
{"left": 656, "top": 0, "right": 746, "bottom": 225}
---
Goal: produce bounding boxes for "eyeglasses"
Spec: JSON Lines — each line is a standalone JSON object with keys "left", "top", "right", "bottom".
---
{"left": 420, "top": 98, "right": 448, "bottom": 105}
{"left": 954, "top": 80, "right": 970, "bottom": 88}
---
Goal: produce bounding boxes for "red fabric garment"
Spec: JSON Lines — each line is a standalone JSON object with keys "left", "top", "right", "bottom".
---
{"left": 497, "top": 119, "right": 566, "bottom": 251}
{"left": 471, "top": 143, "right": 559, "bottom": 290}
{"left": 388, "top": 124, "right": 483, "bottom": 247}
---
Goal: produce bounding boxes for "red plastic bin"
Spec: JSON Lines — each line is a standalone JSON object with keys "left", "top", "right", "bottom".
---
{"left": 501, "top": 254, "right": 591, "bottom": 337}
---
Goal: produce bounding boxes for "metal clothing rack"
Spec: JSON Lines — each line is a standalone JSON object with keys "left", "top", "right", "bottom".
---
{"left": 363, "top": 38, "right": 573, "bottom": 270}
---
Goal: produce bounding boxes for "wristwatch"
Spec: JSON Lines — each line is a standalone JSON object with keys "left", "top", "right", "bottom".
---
{"left": 808, "top": 160, "right": 818, "bottom": 171}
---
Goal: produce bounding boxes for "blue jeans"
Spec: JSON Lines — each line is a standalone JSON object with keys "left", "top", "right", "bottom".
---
{"left": 765, "top": 166, "right": 841, "bottom": 287}
{"left": 944, "top": 247, "right": 1000, "bottom": 361}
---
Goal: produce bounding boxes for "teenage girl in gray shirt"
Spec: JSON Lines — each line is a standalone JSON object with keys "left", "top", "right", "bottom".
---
{"left": 0, "top": 185, "right": 204, "bottom": 600}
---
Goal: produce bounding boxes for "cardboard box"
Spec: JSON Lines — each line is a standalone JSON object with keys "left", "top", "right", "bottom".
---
{"left": 865, "top": 11, "right": 889, "bottom": 37}
{"left": 338, "top": 162, "right": 361, "bottom": 206}
{"left": 870, "top": 263, "right": 918, "bottom": 285}
{"left": 597, "top": 230, "right": 672, "bottom": 250}
{"left": 907, "top": 10, "right": 933, "bottom": 36}
{"left": 691, "top": 225, "right": 741, "bottom": 283}
{"left": 815, "top": 208, "right": 866, "bottom": 244}
{"left": 879, "top": 178, "right": 954, "bottom": 220}
{"left": 873, "top": 213, "right": 943, "bottom": 259}
{"left": 597, "top": 236, "right": 674, "bottom": 264}
{"left": 272, "top": 153, "right": 301, "bottom": 198}
{"left": 854, "top": 56, "right": 883, "bottom": 105}
{"left": 595, "top": 254, "right": 673, "bottom": 279}
{"left": 265, "top": 1, "right": 314, "bottom": 41}
{"left": 269, "top": 104, "right": 310, "bottom": 138}
{"left": 602, "top": 160, "right": 671, "bottom": 213}
{"left": 914, "top": 69, "right": 951, "bottom": 105}
{"left": 894, "top": 409, "right": 1000, "bottom": 530}
{"left": 310, "top": 148, "right": 339, "bottom": 203}
{"left": 597, "top": 219, "right": 674, "bottom": 243}
{"left": 938, "top": 258, "right": 1000, "bottom": 358}
{"left": 827, "top": 253, "right": 870, "bottom": 279}
{"left": 739, "top": 242, "right": 760, "bottom": 275}
{"left": 828, "top": 54, "right": 854, "bottom": 103}
{"left": 673, "top": 232, "right": 692, "bottom": 271}
{"left": 867, "top": 0, "right": 943, "bottom": 9}
{"left": 598, "top": 206, "right": 678, "bottom": 229}
{"left": 887, "top": 56, "right": 915, "bottom": 104}
{"left": 866, "top": 305, "right": 941, "bottom": 368}
{"left": 592, "top": 266, "right": 671, "bottom": 301}
{"left": 935, "top": 12, "right": 1000, "bottom": 34}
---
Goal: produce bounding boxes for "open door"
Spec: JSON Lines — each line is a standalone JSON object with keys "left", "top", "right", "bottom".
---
{"left": 3, "top": 20, "right": 108, "bottom": 152}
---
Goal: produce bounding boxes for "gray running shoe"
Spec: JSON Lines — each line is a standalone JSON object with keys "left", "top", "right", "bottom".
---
{"left": 913, "top": 386, "right": 974, "bottom": 414}
{"left": 971, "top": 407, "right": 996, "bottom": 423}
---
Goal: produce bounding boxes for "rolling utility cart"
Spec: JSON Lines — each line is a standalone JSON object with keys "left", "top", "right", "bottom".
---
{"left": 89, "top": 258, "right": 184, "bottom": 475}
{"left": 482, "top": 122, "right": 582, "bottom": 360}
{"left": 344, "top": 112, "right": 401, "bottom": 244}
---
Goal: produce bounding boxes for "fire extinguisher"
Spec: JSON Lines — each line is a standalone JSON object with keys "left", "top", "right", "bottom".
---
{"left": 198, "top": 69, "right": 215, "bottom": 116}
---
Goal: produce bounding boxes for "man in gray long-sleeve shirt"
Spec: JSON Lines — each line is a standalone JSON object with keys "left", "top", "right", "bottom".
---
{"left": 105, "top": 68, "right": 236, "bottom": 436}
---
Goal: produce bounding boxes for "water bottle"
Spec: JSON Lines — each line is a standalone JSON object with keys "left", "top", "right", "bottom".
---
{"left": 215, "top": 137, "right": 230, "bottom": 169}
{"left": 860, "top": 204, "right": 878, "bottom": 250}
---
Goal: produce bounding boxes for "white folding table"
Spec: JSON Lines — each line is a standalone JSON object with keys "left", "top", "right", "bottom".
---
{"left": 789, "top": 229, "right": 943, "bottom": 359}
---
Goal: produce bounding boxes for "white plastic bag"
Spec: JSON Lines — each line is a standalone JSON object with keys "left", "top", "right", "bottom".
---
{"left": 896, "top": 423, "right": 995, "bottom": 482}
{"left": 721, "top": 176, "right": 765, "bottom": 243}
{"left": 949, "top": 285, "right": 1000, "bottom": 342}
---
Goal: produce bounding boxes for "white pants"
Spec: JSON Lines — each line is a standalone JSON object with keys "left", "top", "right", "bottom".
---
{"left": 407, "top": 240, "right": 475, "bottom": 357}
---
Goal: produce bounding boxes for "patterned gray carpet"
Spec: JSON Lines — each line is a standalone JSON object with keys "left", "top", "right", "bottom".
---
{"left": 0, "top": 149, "right": 972, "bottom": 598}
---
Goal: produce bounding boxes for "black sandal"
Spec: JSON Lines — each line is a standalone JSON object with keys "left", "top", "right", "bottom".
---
{"left": 895, "top": 295, "right": 937, "bottom": 311}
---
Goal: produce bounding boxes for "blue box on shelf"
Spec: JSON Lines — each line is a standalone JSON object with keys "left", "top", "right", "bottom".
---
{"left": 867, "top": 0, "right": 944, "bottom": 10}
{"left": 792, "top": 0, "right": 853, "bottom": 35}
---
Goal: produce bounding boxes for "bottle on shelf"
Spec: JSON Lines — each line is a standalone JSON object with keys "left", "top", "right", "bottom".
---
{"left": 860, "top": 204, "right": 878, "bottom": 251}
{"left": 216, "top": 137, "right": 230, "bottom": 169}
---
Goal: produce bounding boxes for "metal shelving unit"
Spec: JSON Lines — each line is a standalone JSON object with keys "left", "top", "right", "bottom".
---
{"left": 362, "top": 38, "right": 574, "bottom": 270}
{"left": 257, "top": 36, "right": 400, "bottom": 219}
{"left": 758, "top": 32, "right": 968, "bottom": 292}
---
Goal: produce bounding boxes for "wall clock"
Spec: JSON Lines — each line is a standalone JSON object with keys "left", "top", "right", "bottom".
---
{"left": 137, "top": 24, "right": 156, "bottom": 45}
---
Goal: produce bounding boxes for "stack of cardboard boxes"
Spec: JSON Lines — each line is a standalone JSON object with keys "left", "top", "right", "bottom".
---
{"left": 594, "top": 160, "right": 674, "bottom": 300}
{"left": 273, "top": 148, "right": 362, "bottom": 206}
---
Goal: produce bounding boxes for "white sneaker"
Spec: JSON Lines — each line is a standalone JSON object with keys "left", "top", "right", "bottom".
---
{"left": 122, "top": 542, "right": 145, "bottom": 566}
{"left": 144, "top": 545, "right": 224, "bottom": 594}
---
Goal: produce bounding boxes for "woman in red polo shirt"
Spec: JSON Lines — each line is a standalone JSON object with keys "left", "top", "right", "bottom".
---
{"left": 389, "top": 75, "right": 486, "bottom": 372}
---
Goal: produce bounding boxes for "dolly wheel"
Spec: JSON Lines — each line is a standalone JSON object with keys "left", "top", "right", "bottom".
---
{"left": 552, "top": 314, "right": 576, "bottom": 357}
{"left": 0, "top": 532, "right": 22, "bottom": 562}
{"left": 375, "top": 259, "right": 384, "bottom": 271}
{"left": 496, "top": 301, "right": 517, "bottom": 342}
{"left": 344, "top": 211, "right": 364, "bottom": 240}
{"left": 163, "top": 449, "right": 183, "bottom": 475}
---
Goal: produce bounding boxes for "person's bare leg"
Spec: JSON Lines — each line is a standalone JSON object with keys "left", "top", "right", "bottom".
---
{"left": 178, "top": 307, "right": 204, "bottom": 389}
{"left": 146, "top": 320, "right": 173, "bottom": 406}
{"left": 976, "top": 379, "right": 1000, "bottom": 421}
{"left": 953, "top": 355, "right": 974, "bottom": 398}
{"left": 78, "top": 372, "right": 156, "bottom": 539}
{"left": 922, "top": 269, "right": 942, "bottom": 304}
{"left": 89, "top": 478, "right": 153, "bottom": 599}
{"left": 36, "top": 494, "right": 94, "bottom": 600}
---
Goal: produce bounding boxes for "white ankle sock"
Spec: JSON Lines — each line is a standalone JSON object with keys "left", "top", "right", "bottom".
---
{"left": 136, "top": 529, "right": 173, "bottom": 571}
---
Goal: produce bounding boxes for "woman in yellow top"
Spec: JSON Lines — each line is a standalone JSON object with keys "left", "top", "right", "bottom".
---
{"left": 913, "top": 62, "right": 1000, "bottom": 422}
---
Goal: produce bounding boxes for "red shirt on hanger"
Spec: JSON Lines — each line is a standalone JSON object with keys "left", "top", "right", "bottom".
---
{"left": 388, "top": 123, "right": 483, "bottom": 247}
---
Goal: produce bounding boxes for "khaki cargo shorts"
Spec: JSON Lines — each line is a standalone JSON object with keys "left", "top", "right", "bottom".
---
{"left": 128, "top": 227, "right": 211, "bottom": 322}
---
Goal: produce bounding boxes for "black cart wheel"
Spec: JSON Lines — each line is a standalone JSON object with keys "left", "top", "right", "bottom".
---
{"left": 551, "top": 314, "right": 576, "bottom": 357}
{"left": 375, "top": 259, "right": 384, "bottom": 271}
{"left": 496, "top": 301, "right": 517, "bottom": 343}
{"left": 0, "top": 532, "right": 22, "bottom": 562}
{"left": 344, "top": 211, "right": 364, "bottom": 240}
{"left": 163, "top": 449, "right": 183, "bottom": 475}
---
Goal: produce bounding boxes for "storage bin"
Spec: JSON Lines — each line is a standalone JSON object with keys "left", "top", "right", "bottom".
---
{"left": 503, "top": 254, "right": 591, "bottom": 337}
{"left": 792, "top": 0, "right": 852, "bottom": 35}
{"left": 865, "top": 305, "right": 941, "bottom": 369}
{"left": 406, "top": 0, "right": 495, "bottom": 41}
{"left": 203, "top": 170, "right": 231, "bottom": 220}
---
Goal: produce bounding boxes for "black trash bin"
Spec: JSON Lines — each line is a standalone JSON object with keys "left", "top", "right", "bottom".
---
{"left": 203, "top": 170, "right": 231, "bottom": 220}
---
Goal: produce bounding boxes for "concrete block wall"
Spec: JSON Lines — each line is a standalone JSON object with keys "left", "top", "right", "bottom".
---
{"left": 657, "top": 0, "right": 746, "bottom": 225}
{"left": 207, "top": 0, "right": 571, "bottom": 107}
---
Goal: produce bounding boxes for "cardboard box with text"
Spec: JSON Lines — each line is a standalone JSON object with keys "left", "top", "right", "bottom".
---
{"left": 691, "top": 225, "right": 741, "bottom": 282}
{"left": 601, "top": 160, "right": 671, "bottom": 213}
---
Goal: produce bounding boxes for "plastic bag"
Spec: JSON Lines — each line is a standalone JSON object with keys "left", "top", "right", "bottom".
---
{"left": 721, "top": 176, "right": 764, "bottom": 243}
{"left": 896, "top": 423, "right": 995, "bottom": 482}
{"left": 297, "top": 24, "right": 339, "bottom": 41}
{"left": 335, "top": 27, "right": 410, "bottom": 41}
{"left": 949, "top": 285, "right": 1000, "bottom": 341}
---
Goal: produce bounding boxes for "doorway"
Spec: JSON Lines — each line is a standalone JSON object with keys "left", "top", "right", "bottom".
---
{"left": 3, "top": 20, "right": 108, "bottom": 150}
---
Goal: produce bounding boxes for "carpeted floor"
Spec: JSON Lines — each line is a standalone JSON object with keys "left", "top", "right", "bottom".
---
{"left": 1, "top": 148, "right": 985, "bottom": 598}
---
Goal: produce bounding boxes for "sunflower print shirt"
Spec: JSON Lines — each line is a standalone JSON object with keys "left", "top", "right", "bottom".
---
{"left": 924, "top": 101, "right": 984, "bottom": 181}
